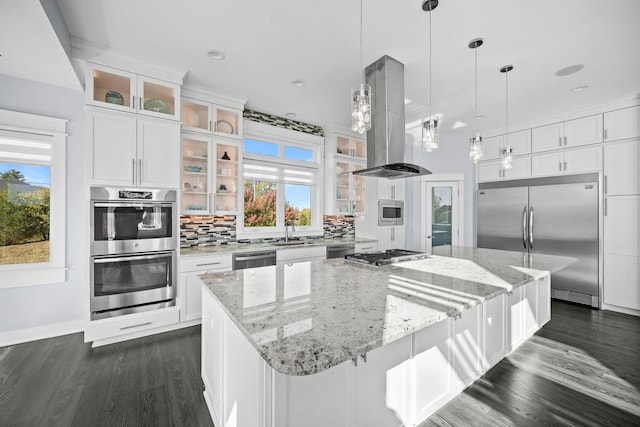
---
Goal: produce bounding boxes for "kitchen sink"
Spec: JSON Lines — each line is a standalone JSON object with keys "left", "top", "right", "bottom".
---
{"left": 272, "top": 241, "right": 308, "bottom": 246}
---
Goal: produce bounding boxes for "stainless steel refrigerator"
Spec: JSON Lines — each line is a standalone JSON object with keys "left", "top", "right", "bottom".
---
{"left": 477, "top": 173, "right": 600, "bottom": 307}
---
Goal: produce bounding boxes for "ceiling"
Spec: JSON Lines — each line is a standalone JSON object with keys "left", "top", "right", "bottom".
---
{"left": 4, "top": 0, "right": 640, "bottom": 137}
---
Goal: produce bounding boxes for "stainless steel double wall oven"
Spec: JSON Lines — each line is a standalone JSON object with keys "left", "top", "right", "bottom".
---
{"left": 90, "top": 187, "right": 177, "bottom": 320}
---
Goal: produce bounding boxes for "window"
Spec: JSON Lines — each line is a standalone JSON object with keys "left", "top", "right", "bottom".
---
{"left": 240, "top": 121, "right": 323, "bottom": 237}
{"left": 0, "top": 109, "right": 67, "bottom": 288}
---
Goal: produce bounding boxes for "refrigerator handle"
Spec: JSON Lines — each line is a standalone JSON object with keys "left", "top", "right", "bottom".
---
{"left": 529, "top": 206, "right": 534, "bottom": 249}
{"left": 522, "top": 206, "right": 528, "bottom": 249}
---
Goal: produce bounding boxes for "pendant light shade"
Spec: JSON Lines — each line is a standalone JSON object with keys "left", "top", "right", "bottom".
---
{"left": 469, "top": 38, "right": 484, "bottom": 164}
{"left": 422, "top": 0, "right": 439, "bottom": 152}
{"left": 351, "top": 0, "right": 371, "bottom": 134}
{"left": 500, "top": 64, "right": 514, "bottom": 170}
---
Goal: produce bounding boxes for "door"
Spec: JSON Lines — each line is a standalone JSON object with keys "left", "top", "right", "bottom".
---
{"left": 425, "top": 182, "right": 459, "bottom": 253}
{"left": 89, "top": 111, "right": 137, "bottom": 186}
{"left": 477, "top": 186, "right": 529, "bottom": 252}
{"left": 529, "top": 182, "right": 599, "bottom": 300}
{"left": 137, "top": 119, "right": 180, "bottom": 188}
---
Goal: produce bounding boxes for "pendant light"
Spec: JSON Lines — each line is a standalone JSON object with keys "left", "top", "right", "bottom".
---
{"left": 351, "top": 0, "right": 371, "bottom": 135}
{"left": 500, "top": 64, "right": 514, "bottom": 169}
{"left": 421, "top": 0, "right": 439, "bottom": 152}
{"left": 468, "top": 38, "right": 484, "bottom": 164}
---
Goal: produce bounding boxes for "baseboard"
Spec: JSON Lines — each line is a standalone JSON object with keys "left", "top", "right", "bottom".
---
{"left": 601, "top": 303, "right": 640, "bottom": 317}
{"left": 0, "top": 319, "right": 85, "bottom": 347}
{"left": 90, "top": 319, "right": 200, "bottom": 347}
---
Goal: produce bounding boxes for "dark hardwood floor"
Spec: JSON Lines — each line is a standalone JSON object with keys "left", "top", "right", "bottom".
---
{"left": 1, "top": 301, "right": 639, "bottom": 426}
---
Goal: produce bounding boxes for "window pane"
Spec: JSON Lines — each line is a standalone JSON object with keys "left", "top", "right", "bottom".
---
{"left": 0, "top": 162, "right": 50, "bottom": 264}
{"left": 285, "top": 184, "right": 311, "bottom": 226}
{"left": 244, "top": 180, "right": 277, "bottom": 227}
{"left": 244, "top": 138, "right": 278, "bottom": 157}
{"left": 431, "top": 186, "right": 452, "bottom": 247}
{"left": 284, "top": 146, "right": 313, "bottom": 162}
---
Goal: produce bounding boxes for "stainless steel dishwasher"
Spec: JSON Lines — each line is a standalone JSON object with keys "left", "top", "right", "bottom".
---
{"left": 326, "top": 244, "right": 355, "bottom": 259}
{"left": 232, "top": 250, "right": 277, "bottom": 270}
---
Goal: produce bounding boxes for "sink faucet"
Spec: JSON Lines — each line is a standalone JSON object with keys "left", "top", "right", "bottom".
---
{"left": 285, "top": 219, "right": 295, "bottom": 242}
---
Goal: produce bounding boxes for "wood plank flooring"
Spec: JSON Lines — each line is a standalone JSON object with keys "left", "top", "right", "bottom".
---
{"left": 0, "top": 301, "right": 638, "bottom": 426}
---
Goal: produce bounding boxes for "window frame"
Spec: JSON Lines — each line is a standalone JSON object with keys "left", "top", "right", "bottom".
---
{"left": 0, "top": 109, "right": 67, "bottom": 289}
{"left": 239, "top": 121, "right": 324, "bottom": 239}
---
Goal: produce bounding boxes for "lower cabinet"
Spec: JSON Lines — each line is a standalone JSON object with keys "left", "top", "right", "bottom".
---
{"left": 377, "top": 226, "right": 405, "bottom": 251}
{"left": 179, "top": 254, "right": 232, "bottom": 322}
{"left": 84, "top": 306, "right": 180, "bottom": 344}
{"left": 201, "top": 275, "right": 552, "bottom": 427}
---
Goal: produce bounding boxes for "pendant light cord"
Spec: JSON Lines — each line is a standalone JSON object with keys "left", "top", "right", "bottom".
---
{"left": 474, "top": 46, "right": 478, "bottom": 134}
{"left": 360, "top": 0, "right": 364, "bottom": 84}
{"left": 428, "top": 4, "right": 432, "bottom": 120}
{"left": 505, "top": 69, "right": 509, "bottom": 145}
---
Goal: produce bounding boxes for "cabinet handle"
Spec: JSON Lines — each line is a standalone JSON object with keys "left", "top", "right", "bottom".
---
{"left": 139, "top": 159, "right": 143, "bottom": 184}
{"left": 391, "top": 227, "right": 395, "bottom": 241}
{"left": 558, "top": 162, "right": 562, "bottom": 172}
{"left": 558, "top": 137, "right": 562, "bottom": 147}
{"left": 132, "top": 158, "right": 136, "bottom": 185}
{"left": 604, "top": 175, "right": 608, "bottom": 195}
{"left": 139, "top": 97, "right": 142, "bottom": 110}
{"left": 131, "top": 96, "right": 135, "bottom": 109}
{"left": 604, "top": 129, "right": 608, "bottom": 140}
{"left": 604, "top": 198, "right": 607, "bottom": 216}
{"left": 391, "top": 185, "right": 395, "bottom": 199}
{"left": 196, "top": 262, "right": 222, "bottom": 267}
{"left": 121, "top": 322, "right": 152, "bottom": 331}
{"left": 564, "top": 136, "right": 567, "bottom": 146}
{"left": 359, "top": 246, "right": 374, "bottom": 251}
{"left": 563, "top": 161, "right": 567, "bottom": 171}
{"left": 209, "top": 120, "right": 212, "bottom": 131}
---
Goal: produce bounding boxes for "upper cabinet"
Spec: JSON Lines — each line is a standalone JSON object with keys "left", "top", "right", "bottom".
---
{"left": 604, "top": 139, "right": 640, "bottom": 196}
{"left": 182, "top": 98, "right": 243, "bottom": 138}
{"left": 378, "top": 178, "right": 405, "bottom": 201}
{"left": 604, "top": 106, "right": 640, "bottom": 142}
{"left": 531, "top": 115, "right": 602, "bottom": 153}
{"left": 86, "top": 63, "right": 181, "bottom": 121}
{"left": 482, "top": 130, "right": 531, "bottom": 160}
{"left": 324, "top": 131, "right": 367, "bottom": 215}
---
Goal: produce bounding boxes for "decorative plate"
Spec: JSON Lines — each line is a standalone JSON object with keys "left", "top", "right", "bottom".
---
{"left": 144, "top": 98, "right": 170, "bottom": 114}
{"left": 216, "top": 119, "right": 235, "bottom": 134}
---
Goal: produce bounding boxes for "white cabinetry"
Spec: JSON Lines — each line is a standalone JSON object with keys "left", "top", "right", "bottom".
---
{"left": 355, "top": 241, "right": 377, "bottom": 253}
{"left": 531, "top": 145, "right": 602, "bottom": 177}
{"left": 87, "top": 110, "right": 180, "bottom": 188}
{"left": 451, "top": 304, "right": 482, "bottom": 389}
{"left": 477, "top": 156, "right": 531, "bottom": 182}
{"left": 377, "top": 226, "right": 405, "bottom": 251}
{"left": 276, "top": 245, "right": 325, "bottom": 263}
{"left": 179, "top": 254, "right": 232, "bottom": 322}
{"left": 86, "top": 63, "right": 181, "bottom": 121}
{"left": 324, "top": 132, "right": 367, "bottom": 215}
{"left": 182, "top": 97, "right": 243, "bottom": 138}
{"left": 532, "top": 115, "right": 602, "bottom": 152}
{"left": 604, "top": 196, "right": 640, "bottom": 311}
{"left": 378, "top": 178, "right": 405, "bottom": 201}
{"left": 604, "top": 106, "right": 640, "bottom": 142}
{"left": 604, "top": 139, "right": 640, "bottom": 195}
{"left": 482, "top": 130, "right": 531, "bottom": 160}
{"left": 84, "top": 307, "right": 180, "bottom": 344}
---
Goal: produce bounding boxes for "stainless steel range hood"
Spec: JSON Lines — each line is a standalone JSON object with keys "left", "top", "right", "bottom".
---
{"left": 353, "top": 55, "right": 431, "bottom": 179}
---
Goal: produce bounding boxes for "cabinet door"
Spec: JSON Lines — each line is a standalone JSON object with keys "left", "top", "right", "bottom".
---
{"left": 564, "top": 145, "right": 602, "bottom": 173}
{"left": 604, "top": 139, "right": 640, "bottom": 195}
{"left": 334, "top": 160, "right": 352, "bottom": 214}
{"left": 137, "top": 76, "right": 181, "bottom": 121}
{"left": 201, "top": 297, "right": 223, "bottom": 426}
{"left": 86, "top": 64, "right": 136, "bottom": 113}
{"left": 478, "top": 160, "right": 503, "bottom": 182}
{"left": 182, "top": 133, "right": 212, "bottom": 213}
{"left": 451, "top": 304, "right": 482, "bottom": 388}
{"left": 483, "top": 294, "right": 506, "bottom": 369}
{"left": 523, "top": 280, "right": 538, "bottom": 339}
{"left": 564, "top": 114, "right": 603, "bottom": 147}
{"left": 604, "top": 106, "right": 640, "bottom": 142}
{"left": 182, "top": 98, "right": 213, "bottom": 133}
{"left": 354, "top": 334, "right": 412, "bottom": 427}
{"left": 88, "top": 111, "right": 137, "bottom": 186}
{"left": 388, "top": 226, "right": 405, "bottom": 250}
{"left": 482, "top": 135, "right": 503, "bottom": 160}
{"left": 378, "top": 179, "right": 405, "bottom": 200}
{"left": 537, "top": 275, "right": 551, "bottom": 327}
{"left": 505, "top": 287, "right": 524, "bottom": 353}
{"left": 180, "top": 272, "right": 205, "bottom": 322}
{"left": 531, "top": 151, "right": 564, "bottom": 177}
{"left": 503, "top": 156, "right": 531, "bottom": 180}
{"left": 351, "top": 163, "right": 366, "bottom": 214}
{"left": 213, "top": 107, "right": 242, "bottom": 138}
{"left": 507, "top": 129, "right": 532, "bottom": 156}
{"left": 532, "top": 123, "right": 564, "bottom": 152}
{"left": 604, "top": 195, "right": 640, "bottom": 310}
{"left": 137, "top": 119, "right": 180, "bottom": 188}
{"left": 377, "top": 227, "right": 392, "bottom": 251}
{"left": 214, "top": 140, "right": 240, "bottom": 213}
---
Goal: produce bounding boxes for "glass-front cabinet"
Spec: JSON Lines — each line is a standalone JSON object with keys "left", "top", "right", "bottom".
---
{"left": 327, "top": 159, "right": 366, "bottom": 215}
{"left": 86, "top": 63, "right": 180, "bottom": 120}
{"left": 334, "top": 135, "right": 366, "bottom": 160}
{"left": 181, "top": 133, "right": 240, "bottom": 214}
{"left": 182, "top": 98, "right": 242, "bottom": 138}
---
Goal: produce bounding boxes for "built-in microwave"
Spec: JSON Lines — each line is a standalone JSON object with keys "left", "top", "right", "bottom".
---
{"left": 378, "top": 199, "right": 404, "bottom": 226}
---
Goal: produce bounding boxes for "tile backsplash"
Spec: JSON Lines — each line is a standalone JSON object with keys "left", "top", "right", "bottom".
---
{"left": 323, "top": 215, "right": 355, "bottom": 238}
{"left": 180, "top": 215, "right": 236, "bottom": 247}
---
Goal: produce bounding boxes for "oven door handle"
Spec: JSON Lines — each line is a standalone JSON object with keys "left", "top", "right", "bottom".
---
{"left": 93, "top": 202, "right": 174, "bottom": 208}
{"left": 93, "top": 252, "right": 172, "bottom": 263}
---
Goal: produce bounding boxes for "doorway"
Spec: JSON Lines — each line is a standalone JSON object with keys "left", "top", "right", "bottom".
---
{"left": 423, "top": 181, "right": 461, "bottom": 253}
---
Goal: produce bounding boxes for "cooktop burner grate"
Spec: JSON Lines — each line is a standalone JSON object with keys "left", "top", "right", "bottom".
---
{"left": 345, "top": 249, "right": 429, "bottom": 266}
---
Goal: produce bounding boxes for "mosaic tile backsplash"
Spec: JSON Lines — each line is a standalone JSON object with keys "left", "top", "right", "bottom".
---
{"left": 243, "top": 109, "right": 324, "bottom": 137}
{"left": 180, "top": 214, "right": 356, "bottom": 247}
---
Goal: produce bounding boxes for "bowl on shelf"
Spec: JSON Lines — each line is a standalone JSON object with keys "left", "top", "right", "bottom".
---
{"left": 144, "top": 98, "right": 170, "bottom": 114}
{"left": 105, "top": 91, "right": 124, "bottom": 105}
{"left": 184, "top": 165, "right": 203, "bottom": 172}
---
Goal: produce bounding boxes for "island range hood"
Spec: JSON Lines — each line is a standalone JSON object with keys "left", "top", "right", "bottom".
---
{"left": 353, "top": 55, "right": 432, "bottom": 179}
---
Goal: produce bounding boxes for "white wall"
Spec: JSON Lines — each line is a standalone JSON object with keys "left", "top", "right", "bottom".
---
{"left": 404, "top": 130, "right": 477, "bottom": 250}
{"left": 0, "top": 74, "right": 86, "bottom": 338}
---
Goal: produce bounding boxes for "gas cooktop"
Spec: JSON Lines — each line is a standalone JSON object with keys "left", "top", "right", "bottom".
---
{"left": 345, "top": 249, "right": 429, "bottom": 266}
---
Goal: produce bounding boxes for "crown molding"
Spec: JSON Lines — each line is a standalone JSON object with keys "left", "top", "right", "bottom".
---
{"left": 182, "top": 84, "right": 246, "bottom": 110}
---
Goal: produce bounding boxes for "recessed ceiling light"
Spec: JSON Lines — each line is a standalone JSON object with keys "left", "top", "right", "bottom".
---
{"left": 285, "top": 112, "right": 296, "bottom": 118}
{"left": 555, "top": 64, "right": 584, "bottom": 77}
{"left": 571, "top": 85, "right": 588, "bottom": 92}
{"left": 291, "top": 79, "right": 305, "bottom": 87}
{"left": 474, "top": 115, "right": 485, "bottom": 120}
{"left": 452, "top": 121, "right": 467, "bottom": 130}
{"left": 207, "top": 50, "right": 226, "bottom": 60}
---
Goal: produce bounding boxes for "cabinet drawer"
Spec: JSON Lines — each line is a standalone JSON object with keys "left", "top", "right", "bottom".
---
{"left": 85, "top": 307, "right": 180, "bottom": 342}
{"left": 180, "top": 254, "right": 232, "bottom": 272}
{"left": 276, "top": 245, "right": 326, "bottom": 263}
{"left": 355, "top": 242, "right": 378, "bottom": 253}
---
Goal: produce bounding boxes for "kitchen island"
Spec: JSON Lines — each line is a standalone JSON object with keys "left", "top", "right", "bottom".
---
{"left": 199, "top": 246, "right": 576, "bottom": 427}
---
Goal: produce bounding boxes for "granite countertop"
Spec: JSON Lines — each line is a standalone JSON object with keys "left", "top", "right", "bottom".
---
{"left": 200, "top": 246, "right": 576, "bottom": 376}
{"left": 180, "top": 236, "right": 377, "bottom": 257}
